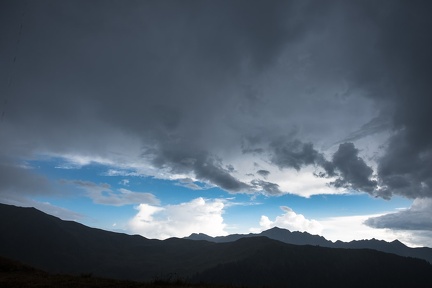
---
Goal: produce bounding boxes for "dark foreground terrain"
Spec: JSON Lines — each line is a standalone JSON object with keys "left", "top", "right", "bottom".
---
{"left": 0, "top": 256, "right": 235, "bottom": 288}
{"left": 1, "top": 203, "right": 432, "bottom": 288}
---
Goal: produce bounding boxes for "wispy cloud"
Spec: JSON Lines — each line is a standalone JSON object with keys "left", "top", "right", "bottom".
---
{"left": 66, "top": 180, "right": 159, "bottom": 206}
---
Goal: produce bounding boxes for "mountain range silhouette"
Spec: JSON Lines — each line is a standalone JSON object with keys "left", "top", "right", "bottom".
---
{"left": 1, "top": 203, "right": 432, "bottom": 287}
{"left": 186, "top": 226, "right": 432, "bottom": 263}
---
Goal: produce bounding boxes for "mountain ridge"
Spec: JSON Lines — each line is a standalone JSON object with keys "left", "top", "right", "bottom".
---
{"left": 185, "top": 226, "right": 432, "bottom": 263}
{"left": 2, "top": 203, "right": 432, "bottom": 287}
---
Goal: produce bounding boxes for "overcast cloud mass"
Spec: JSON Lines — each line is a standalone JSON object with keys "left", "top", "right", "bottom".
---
{"left": 1, "top": 0, "right": 432, "bottom": 243}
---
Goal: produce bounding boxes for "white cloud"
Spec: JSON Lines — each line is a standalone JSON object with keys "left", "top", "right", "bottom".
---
{"left": 68, "top": 180, "right": 159, "bottom": 206}
{"left": 119, "top": 179, "right": 130, "bottom": 186}
{"left": 319, "top": 213, "right": 432, "bottom": 248}
{"left": 231, "top": 157, "right": 345, "bottom": 197}
{"left": 128, "top": 197, "right": 228, "bottom": 239}
{"left": 104, "top": 169, "right": 142, "bottom": 177}
{"left": 52, "top": 154, "right": 115, "bottom": 168}
{"left": 250, "top": 206, "right": 323, "bottom": 235}
{"left": 319, "top": 214, "right": 399, "bottom": 243}
{"left": 248, "top": 205, "right": 432, "bottom": 248}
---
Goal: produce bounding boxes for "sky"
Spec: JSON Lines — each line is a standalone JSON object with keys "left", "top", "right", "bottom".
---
{"left": 1, "top": 0, "right": 432, "bottom": 247}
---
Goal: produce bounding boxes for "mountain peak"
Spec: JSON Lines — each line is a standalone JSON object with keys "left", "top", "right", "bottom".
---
{"left": 391, "top": 239, "right": 407, "bottom": 248}
{"left": 266, "top": 226, "right": 290, "bottom": 232}
{"left": 185, "top": 232, "right": 214, "bottom": 241}
{"left": 189, "top": 232, "right": 209, "bottom": 237}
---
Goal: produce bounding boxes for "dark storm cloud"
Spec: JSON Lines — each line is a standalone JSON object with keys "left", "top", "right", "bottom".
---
{"left": 0, "top": 0, "right": 319, "bottom": 193}
{"left": 365, "top": 212, "right": 432, "bottom": 231}
{"left": 359, "top": 1, "right": 432, "bottom": 199}
{"left": 375, "top": 131, "right": 432, "bottom": 199}
{"left": 194, "top": 158, "right": 252, "bottom": 192}
{"left": 1, "top": 0, "right": 432, "bottom": 202}
{"left": 257, "top": 170, "right": 270, "bottom": 178}
{"left": 0, "top": 160, "right": 52, "bottom": 196}
{"left": 269, "top": 138, "right": 335, "bottom": 176}
{"left": 330, "top": 143, "right": 377, "bottom": 194}
{"left": 149, "top": 147, "right": 251, "bottom": 192}
{"left": 268, "top": 139, "right": 377, "bottom": 194}
{"left": 0, "top": 159, "right": 80, "bottom": 218}
{"left": 269, "top": 139, "right": 327, "bottom": 171}
{"left": 336, "top": 115, "right": 392, "bottom": 144}
{"left": 251, "top": 179, "right": 283, "bottom": 196}
{"left": 268, "top": 138, "right": 335, "bottom": 177}
{"left": 265, "top": 0, "right": 432, "bottom": 199}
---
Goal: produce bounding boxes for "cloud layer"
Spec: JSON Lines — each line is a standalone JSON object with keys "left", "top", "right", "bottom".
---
{"left": 69, "top": 180, "right": 160, "bottom": 206}
{"left": 365, "top": 198, "right": 432, "bottom": 231}
{"left": 251, "top": 206, "right": 322, "bottom": 235}
{"left": 128, "top": 197, "right": 227, "bottom": 239}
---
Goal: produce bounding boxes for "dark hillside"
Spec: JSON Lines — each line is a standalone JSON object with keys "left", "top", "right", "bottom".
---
{"left": 2, "top": 203, "right": 432, "bottom": 288}
{"left": 194, "top": 238, "right": 432, "bottom": 288}
{"left": 186, "top": 226, "right": 432, "bottom": 263}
